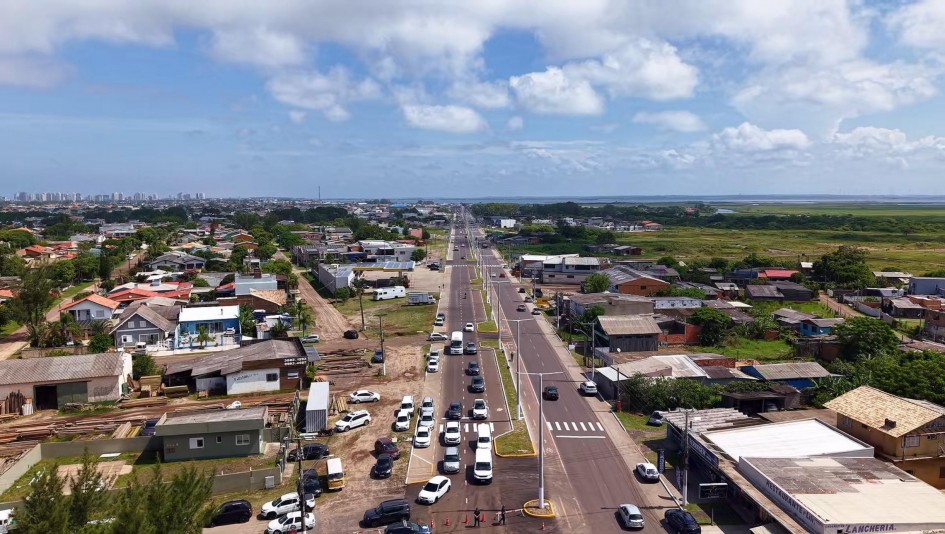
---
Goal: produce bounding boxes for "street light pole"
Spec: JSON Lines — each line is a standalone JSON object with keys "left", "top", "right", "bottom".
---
{"left": 522, "top": 370, "right": 562, "bottom": 510}
{"left": 506, "top": 319, "right": 526, "bottom": 421}
{"left": 378, "top": 314, "right": 387, "bottom": 376}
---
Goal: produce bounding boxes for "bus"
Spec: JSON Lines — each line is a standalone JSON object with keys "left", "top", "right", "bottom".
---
{"left": 449, "top": 331, "right": 464, "bottom": 355}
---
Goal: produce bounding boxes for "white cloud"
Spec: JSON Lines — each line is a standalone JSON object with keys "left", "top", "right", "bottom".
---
{"left": 208, "top": 27, "right": 307, "bottom": 68}
{"left": 509, "top": 67, "right": 604, "bottom": 115}
{"left": 713, "top": 122, "right": 810, "bottom": 152}
{"left": 564, "top": 39, "right": 697, "bottom": 100}
{"left": 448, "top": 79, "right": 509, "bottom": 109}
{"left": 889, "top": 0, "right": 945, "bottom": 49}
{"left": 0, "top": 56, "right": 69, "bottom": 88}
{"left": 832, "top": 126, "right": 945, "bottom": 156}
{"left": 266, "top": 67, "right": 381, "bottom": 121}
{"left": 506, "top": 116, "right": 524, "bottom": 131}
{"left": 401, "top": 104, "right": 487, "bottom": 133}
{"left": 288, "top": 110, "right": 307, "bottom": 124}
{"left": 632, "top": 110, "right": 706, "bottom": 132}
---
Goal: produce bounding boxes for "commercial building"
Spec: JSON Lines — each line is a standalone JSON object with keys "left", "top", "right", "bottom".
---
{"left": 155, "top": 407, "right": 268, "bottom": 462}
{"left": 0, "top": 352, "right": 131, "bottom": 410}
{"left": 316, "top": 263, "right": 355, "bottom": 296}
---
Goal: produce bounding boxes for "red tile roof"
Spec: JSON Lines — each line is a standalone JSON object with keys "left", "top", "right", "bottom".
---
{"left": 762, "top": 269, "right": 799, "bottom": 279}
{"left": 61, "top": 294, "right": 120, "bottom": 311}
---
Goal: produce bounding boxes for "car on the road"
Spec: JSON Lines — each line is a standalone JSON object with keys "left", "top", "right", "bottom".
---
{"left": 343, "top": 329, "right": 359, "bottom": 339}
{"left": 436, "top": 312, "right": 446, "bottom": 321}
{"left": 372, "top": 349, "right": 385, "bottom": 363}
{"left": 664, "top": 509, "right": 701, "bottom": 533}
{"left": 516, "top": 304, "right": 527, "bottom": 312}
{"left": 299, "top": 334, "right": 320, "bottom": 343}
{"left": 635, "top": 462, "right": 660, "bottom": 482}
{"left": 460, "top": 255, "right": 465, "bottom": 259}
{"left": 426, "top": 358, "right": 439, "bottom": 373}
{"left": 259, "top": 493, "right": 315, "bottom": 519}
{"left": 617, "top": 504, "right": 645, "bottom": 529}
{"left": 418, "top": 412, "right": 435, "bottom": 429}
{"left": 375, "top": 437, "right": 401, "bottom": 460}
{"left": 363, "top": 499, "right": 412, "bottom": 528}
{"left": 141, "top": 418, "right": 159, "bottom": 436}
{"left": 466, "top": 361, "right": 481, "bottom": 375}
{"left": 579, "top": 380, "right": 598, "bottom": 396}
{"left": 543, "top": 385, "right": 559, "bottom": 400}
{"left": 265, "top": 511, "right": 314, "bottom": 534}
{"left": 463, "top": 322, "right": 475, "bottom": 332}
{"left": 287, "top": 443, "right": 329, "bottom": 462}
{"left": 394, "top": 409, "right": 411, "bottom": 432}
{"left": 427, "top": 332, "right": 447, "bottom": 341}
{"left": 349, "top": 390, "right": 381, "bottom": 404}
{"left": 524, "top": 296, "right": 533, "bottom": 303}
{"left": 416, "top": 475, "right": 452, "bottom": 505}
{"left": 207, "top": 499, "right": 253, "bottom": 527}
{"left": 490, "top": 272, "right": 496, "bottom": 278}
{"left": 434, "top": 317, "right": 445, "bottom": 326}
{"left": 454, "top": 247, "right": 459, "bottom": 251}
{"left": 647, "top": 411, "right": 665, "bottom": 426}
{"left": 442, "top": 421, "right": 461, "bottom": 445}
{"left": 413, "top": 426, "right": 432, "bottom": 448}
{"left": 373, "top": 453, "right": 394, "bottom": 479}
{"left": 472, "top": 399, "right": 488, "bottom": 420}
{"left": 442, "top": 446, "right": 461, "bottom": 474}
{"left": 446, "top": 402, "right": 463, "bottom": 420}
{"left": 469, "top": 376, "right": 485, "bottom": 393}
{"left": 531, "top": 308, "right": 542, "bottom": 315}
{"left": 465, "top": 341, "right": 477, "bottom": 354}
{"left": 335, "top": 410, "right": 371, "bottom": 432}
{"left": 518, "top": 288, "right": 526, "bottom": 293}
{"left": 385, "top": 521, "right": 432, "bottom": 534}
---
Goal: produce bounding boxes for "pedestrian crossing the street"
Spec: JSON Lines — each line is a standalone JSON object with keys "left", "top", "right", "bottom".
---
{"left": 546, "top": 421, "right": 605, "bottom": 433}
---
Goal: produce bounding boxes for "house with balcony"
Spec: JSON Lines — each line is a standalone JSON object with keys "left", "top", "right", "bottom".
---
{"left": 174, "top": 305, "right": 240, "bottom": 349}
{"left": 826, "top": 386, "right": 945, "bottom": 489}
{"left": 60, "top": 294, "right": 120, "bottom": 322}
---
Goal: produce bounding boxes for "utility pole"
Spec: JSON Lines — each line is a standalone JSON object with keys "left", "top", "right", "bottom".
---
{"left": 522, "top": 370, "right": 562, "bottom": 510}
{"left": 296, "top": 434, "right": 306, "bottom": 533}
{"left": 378, "top": 313, "right": 387, "bottom": 376}
{"left": 507, "top": 319, "right": 527, "bottom": 421}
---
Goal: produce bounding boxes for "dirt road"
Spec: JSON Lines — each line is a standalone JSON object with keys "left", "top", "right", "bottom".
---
{"left": 295, "top": 268, "right": 354, "bottom": 341}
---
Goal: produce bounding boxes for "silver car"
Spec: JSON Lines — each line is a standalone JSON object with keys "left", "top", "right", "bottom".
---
{"left": 618, "top": 504, "right": 644, "bottom": 529}
{"left": 442, "top": 447, "right": 461, "bottom": 474}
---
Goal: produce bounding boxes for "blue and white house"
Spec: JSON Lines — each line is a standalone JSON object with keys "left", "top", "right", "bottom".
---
{"left": 175, "top": 306, "right": 241, "bottom": 349}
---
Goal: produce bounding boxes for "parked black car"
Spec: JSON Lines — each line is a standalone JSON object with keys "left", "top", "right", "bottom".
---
{"left": 207, "top": 499, "right": 252, "bottom": 527}
{"left": 363, "top": 499, "right": 411, "bottom": 528}
{"left": 469, "top": 376, "right": 485, "bottom": 393}
{"left": 344, "top": 329, "right": 360, "bottom": 339}
{"left": 287, "top": 443, "right": 330, "bottom": 462}
{"left": 373, "top": 453, "right": 394, "bottom": 479}
{"left": 446, "top": 402, "right": 463, "bottom": 420}
{"left": 300, "top": 469, "right": 323, "bottom": 497}
{"left": 664, "top": 509, "right": 701, "bottom": 534}
{"left": 543, "top": 385, "right": 559, "bottom": 401}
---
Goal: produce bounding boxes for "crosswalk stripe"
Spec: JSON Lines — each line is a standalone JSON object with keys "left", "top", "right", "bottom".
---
{"left": 579, "top": 422, "right": 587, "bottom": 431}
{"left": 563, "top": 422, "right": 570, "bottom": 431}
{"left": 464, "top": 423, "right": 469, "bottom": 432}
{"left": 546, "top": 422, "right": 552, "bottom": 431}
{"left": 555, "top": 422, "right": 561, "bottom": 431}
{"left": 438, "top": 424, "right": 443, "bottom": 433}
{"left": 587, "top": 422, "right": 595, "bottom": 431}
{"left": 490, "top": 423, "right": 495, "bottom": 432}
{"left": 596, "top": 422, "right": 604, "bottom": 431}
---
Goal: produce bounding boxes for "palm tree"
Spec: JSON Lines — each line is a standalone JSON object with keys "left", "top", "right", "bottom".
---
{"left": 238, "top": 305, "right": 256, "bottom": 337}
{"left": 269, "top": 321, "right": 289, "bottom": 338}
{"left": 195, "top": 325, "right": 213, "bottom": 347}
{"left": 50, "top": 313, "right": 84, "bottom": 347}
{"left": 293, "top": 301, "right": 314, "bottom": 336}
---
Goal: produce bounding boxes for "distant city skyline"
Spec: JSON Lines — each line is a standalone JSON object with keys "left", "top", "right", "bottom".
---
{"left": 2, "top": 1, "right": 945, "bottom": 196}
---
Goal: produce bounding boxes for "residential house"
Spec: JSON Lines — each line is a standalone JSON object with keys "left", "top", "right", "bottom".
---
{"left": 175, "top": 306, "right": 240, "bottom": 349}
{"left": 644, "top": 265, "right": 681, "bottom": 282}
{"left": 826, "top": 386, "right": 945, "bottom": 489}
{"left": 99, "top": 223, "right": 137, "bottom": 238}
{"left": 721, "top": 385, "right": 800, "bottom": 415}
{"left": 147, "top": 252, "right": 206, "bottom": 272}
{"left": 599, "top": 265, "right": 670, "bottom": 296}
{"left": 234, "top": 272, "right": 278, "bottom": 295}
{"left": 536, "top": 256, "right": 605, "bottom": 285}
{"left": 714, "top": 282, "right": 740, "bottom": 299}
{"left": 768, "top": 280, "right": 814, "bottom": 301}
{"left": 110, "top": 300, "right": 180, "bottom": 349}
{"left": 740, "top": 361, "right": 831, "bottom": 390}
{"left": 884, "top": 297, "right": 926, "bottom": 319}
{"left": 798, "top": 317, "right": 844, "bottom": 337}
{"left": 650, "top": 296, "right": 703, "bottom": 309}
{"left": 316, "top": 263, "right": 354, "bottom": 295}
{"left": 218, "top": 289, "right": 287, "bottom": 314}
{"left": 566, "top": 293, "right": 654, "bottom": 319}
{"left": 873, "top": 271, "right": 913, "bottom": 286}
{"left": 760, "top": 269, "right": 799, "bottom": 281}
{"left": 155, "top": 407, "right": 268, "bottom": 462}
{"left": 60, "top": 294, "right": 120, "bottom": 322}
{"left": 745, "top": 285, "right": 784, "bottom": 302}
{"left": 611, "top": 245, "right": 643, "bottom": 256}
{"left": 0, "top": 352, "right": 131, "bottom": 410}
{"left": 594, "top": 315, "right": 661, "bottom": 353}
{"left": 772, "top": 308, "right": 816, "bottom": 330}
{"left": 923, "top": 309, "right": 945, "bottom": 342}
{"left": 909, "top": 277, "right": 945, "bottom": 296}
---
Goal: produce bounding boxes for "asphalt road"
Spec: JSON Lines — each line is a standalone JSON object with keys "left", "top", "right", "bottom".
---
{"left": 462, "top": 211, "right": 671, "bottom": 533}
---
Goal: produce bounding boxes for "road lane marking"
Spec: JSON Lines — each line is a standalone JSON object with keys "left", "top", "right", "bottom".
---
{"left": 546, "top": 422, "right": 552, "bottom": 431}
{"left": 596, "top": 422, "right": 604, "bottom": 431}
{"left": 579, "top": 422, "right": 587, "bottom": 431}
{"left": 555, "top": 435, "right": 606, "bottom": 439}
{"left": 555, "top": 422, "right": 561, "bottom": 431}
{"left": 563, "top": 422, "right": 570, "bottom": 431}
{"left": 489, "top": 423, "right": 495, "bottom": 431}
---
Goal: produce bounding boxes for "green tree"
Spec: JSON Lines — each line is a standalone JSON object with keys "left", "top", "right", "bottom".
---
{"left": 269, "top": 320, "right": 289, "bottom": 338}
{"left": 195, "top": 325, "right": 213, "bottom": 347}
{"left": 833, "top": 317, "right": 900, "bottom": 361}
{"left": 293, "top": 301, "right": 314, "bottom": 336}
{"left": 421, "top": 228, "right": 431, "bottom": 240}
{"left": 410, "top": 249, "right": 427, "bottom": 262}
{"left": 18, "top": 461, "right": 70, "bottom": 533}
{"left": 813, "top": 246, "right": 875, "bottom": 289}
{"left": 191, "top": 277, "right": 210, "bottom": 288}
{"left": 582, "top": 272, "right": 611, "bottom": 294}
{"left": 656, "top": 256, "right": 679, "bottom": 267}
{"left": 132, "top": 354, "right": 160, "bottom": 379}
{"left": 238, "top": 304, "right": 256, "bottom": 336}
{"left": 107, "top": 464, "right": 214, "bottom": 534}
{"left": 46, "top": 313, "right": 83, "bottom": 348}
{"left": 8, "top": 267, "right": 55, "bottom": 347}
{"left": 53, "top": 260, "right": 77, "bottom": 286}
{"left": 98, "top": 253, "right": 112, "bottom": 282}
{"left": 689, "top": 307, "right": 732, "bottom": 346}
{"left": 334, "top": 287, "right": 352, "bottom": 303}
{"left": 88, "top": 332, "right": 112, "bottom": 353}
{"left": 74, "top": 252, "right": 99, "bottom": 281}
{"left": 68, "top": 449, "right": 108, "bottom": 529}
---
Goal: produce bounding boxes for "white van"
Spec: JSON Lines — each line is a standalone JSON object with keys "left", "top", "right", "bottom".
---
{"left": 400, "top": 395, "right": 415, "bottom": 415}
{"left": 372, "top": 286, "right": 406, "bottom": 301}
{"left": 473, "top": 448, "right": 493, "bottom": 484}
{"left": 476, "top": 423, "right": 492, "bottom": 450}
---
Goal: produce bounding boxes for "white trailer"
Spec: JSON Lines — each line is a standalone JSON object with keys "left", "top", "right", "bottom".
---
{"left": 372, "top": 286, "right": 406, "bottom": 301}
{"left": 408, "top": 292, "right": 436, "bottom": 305}
{"left": 305, "top": 382, "right": 329, "bottom": 434}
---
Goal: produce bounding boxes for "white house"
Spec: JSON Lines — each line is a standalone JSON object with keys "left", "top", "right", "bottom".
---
{"left": 60, "top": 294, "right": 121, "bottom": 322}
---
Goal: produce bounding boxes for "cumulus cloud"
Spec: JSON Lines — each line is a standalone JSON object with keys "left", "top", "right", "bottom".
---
{"left": 448, "top": 79, "right": 509, "bottom": 109}
{"left": 632, "top": 111, "right": 706, "bottom": 132}
{"left": 889, "top": 0, "right": 945, "bottom": 49}
{"left": 509, "top": 67, "right": 604, "bottom": 115}
{"left": 401, "top": 104, "right": 487, "bottom": 133}
{"left": 0, "top": 56, "right": 70, "bottom": 88}
{"left": 208, "top": 27, "right": 307, "bottom": 68}
{"left": 288, "top": 110, "right": 307, "bottom": 124}
{"left": 713, "top": 122, "right": 811, "bottom": 152}
{"left": 266, "top": 67, "right": 381, "bottom": 121}
{"left": 506, "top": 116, "right": 524, "bottom": 131}
{"left": 564, "top": 39, "right": 697, "bottom": 100}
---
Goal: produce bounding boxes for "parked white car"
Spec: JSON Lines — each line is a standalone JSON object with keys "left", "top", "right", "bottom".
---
{"left": 427, "top": 355, "right": 440, "bottom": 373}
{"left": 260, "top": 493, "right": 315, "bottom": 519}
{"left": 427, "top": 332, "right": 448, "bottom": 341}
{"left": 349, "top": 390, "right": 381, "bottom": 403}
{"left": 443, "top": 421, "right": 462, "bottom": 445}
{"left": 414, "top": 426, "right": 432, "bottom": 448}
{"left": 418, "top": 412, "right": 436, "bottom": 429}
{"left": 334, "top": 410, "right": 371, "bottom": 432}
{"left": 635, "top": 462, "right": 660, "bottom": 482}
{"left": 472, "top": 399, "right": 489, "bottom": 420}
{"left": 265, "top": 511, "right": 315, "bottom": 534}
{"left": 393, "top": 409, "right": 411, "bottom": 432}
{"left": 579, "top": 381, "right": 598, "bottom": 396}
{"left": 300, "top": 335, "right": 320, "bottom": 343}
{"left": 416, "top": 475, "right": 452, "bottom": 505}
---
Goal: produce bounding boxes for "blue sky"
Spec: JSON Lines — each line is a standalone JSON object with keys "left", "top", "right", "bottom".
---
{"left": 2, "top": 1, "right": 945, "bottom": 198}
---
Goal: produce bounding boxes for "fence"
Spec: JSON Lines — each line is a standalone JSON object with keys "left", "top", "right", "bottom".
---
{"left": 18, "top": 346, "right": 91, "bottom": 359}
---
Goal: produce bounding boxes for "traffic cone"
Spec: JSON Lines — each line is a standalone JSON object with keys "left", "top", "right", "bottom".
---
{"left": 480, "top": 513, "right": 486, "bottom": 524}
{"left": 464, "top": 514, "right": 469, "bottom": 525}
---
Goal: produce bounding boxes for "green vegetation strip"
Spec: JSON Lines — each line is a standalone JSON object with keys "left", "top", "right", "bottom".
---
{"left": 486, "top": 341, "right": 535, "bottom": 456}
{"left": 477, "top": 289, "right": 497, "bottom": 332}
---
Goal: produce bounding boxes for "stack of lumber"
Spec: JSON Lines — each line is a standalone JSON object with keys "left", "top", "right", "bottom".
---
{"left": 138, "top": 376, "right": 162, "bottom": 396}
{"left": 163, "top": 385, "right": 189, "bottom": 398}
{"left": 0, "top": 424, "right": 55, "bottom": 443}
{"left": 110, "top": 422, "right": 133, "bottom": 439}
{"left": 118, "top": 397, "right": 168, "bottom": 409}
{"left": 317, "top": 353, "right": 370, "bottom": 375}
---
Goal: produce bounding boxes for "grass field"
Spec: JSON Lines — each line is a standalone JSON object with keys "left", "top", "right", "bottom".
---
{"left": 715, "top": 203, "right": 945, "bottom": 218}
{"left": 690, "top": 337, "right": 794, "bottom": 362}
{"left": 486, "top": 340, "right": 534, "bottom": 456}
{"left": 334, "top": 294, "right": 438, "bottom": 337}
